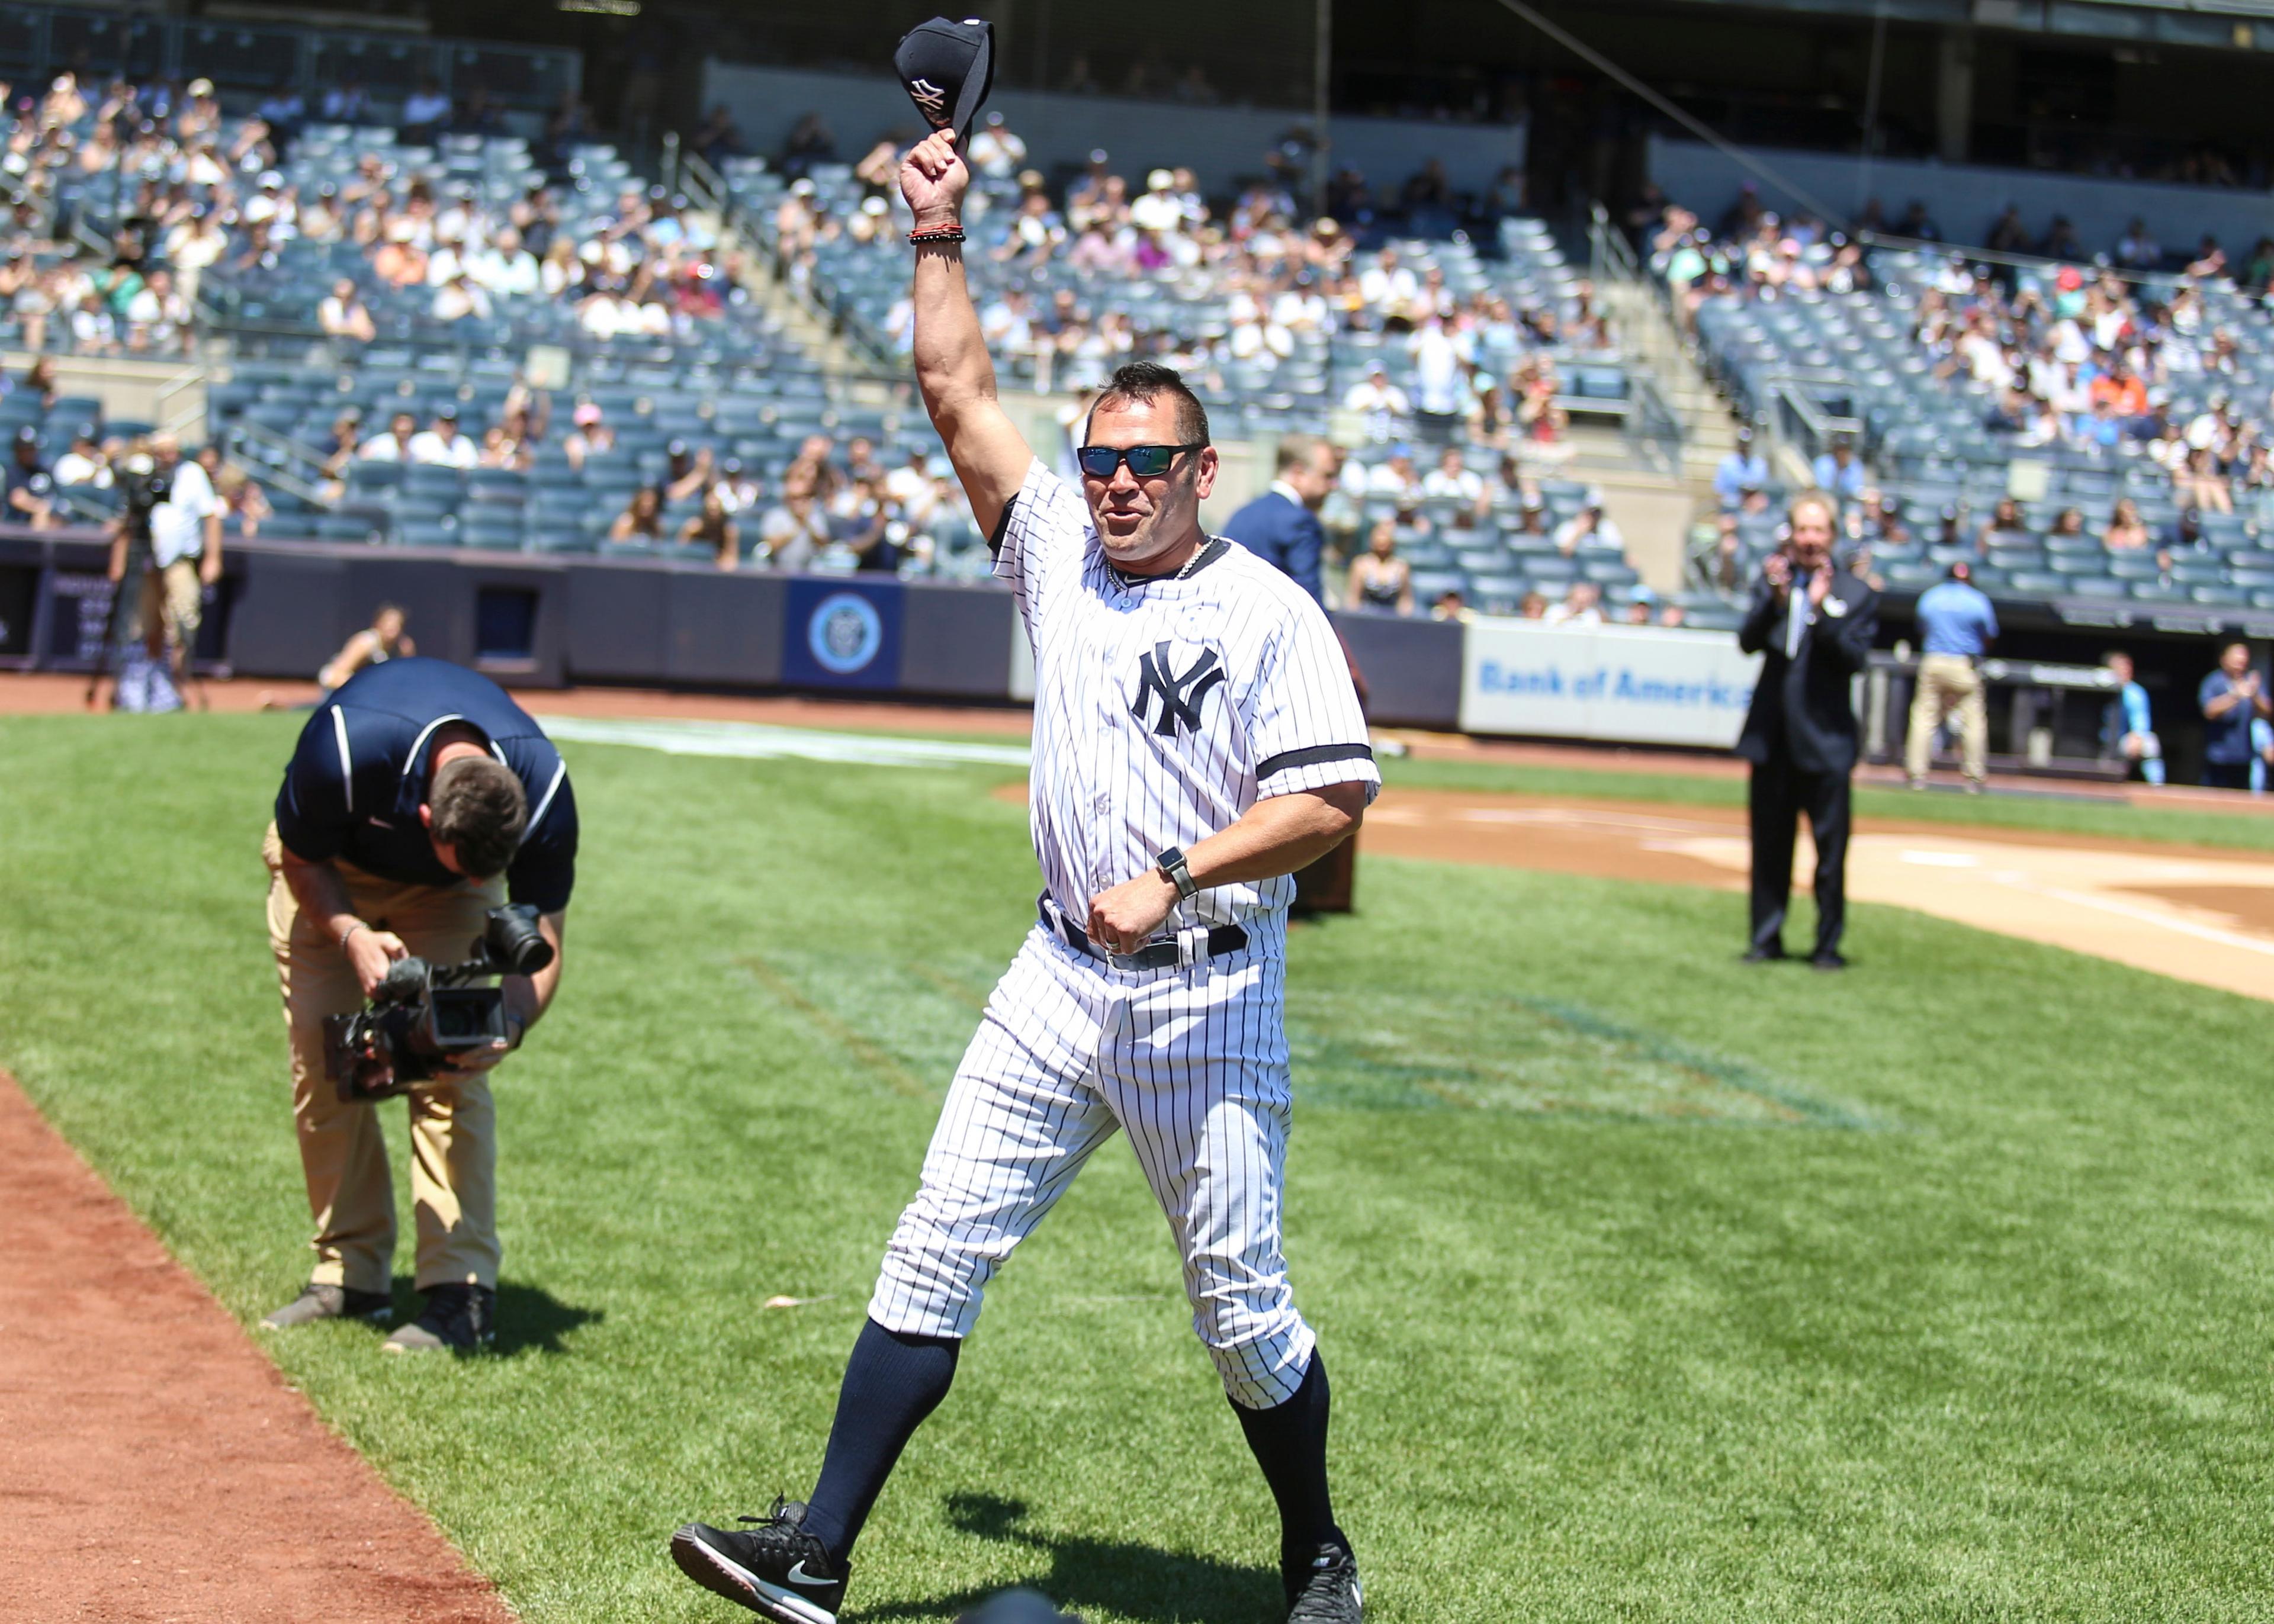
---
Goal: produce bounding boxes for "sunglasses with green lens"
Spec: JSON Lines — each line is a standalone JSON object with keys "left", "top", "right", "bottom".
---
{"left": 1075, "top": 442, "right": 1208, "bottom": 480}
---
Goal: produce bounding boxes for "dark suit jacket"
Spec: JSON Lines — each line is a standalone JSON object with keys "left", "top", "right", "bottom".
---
{"left": 1221, "top": 488, "right": 1326, "bottom": 603}
{"left": 1736, "top": 567, "right": 1879, "bottom": 774}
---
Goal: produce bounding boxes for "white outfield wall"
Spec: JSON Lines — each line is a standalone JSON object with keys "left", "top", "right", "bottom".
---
{"left": 1460, "top": 620, "right": 1762, "bottom": 748}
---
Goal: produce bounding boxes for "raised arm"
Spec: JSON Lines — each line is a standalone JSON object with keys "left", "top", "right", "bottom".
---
{"left": 901, "top": 130, "right": 1032, "bottom": 536}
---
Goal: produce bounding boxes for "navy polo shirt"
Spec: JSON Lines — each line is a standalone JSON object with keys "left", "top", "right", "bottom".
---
{"left": 274, "top": 658, "right": 577, "bottom": 911}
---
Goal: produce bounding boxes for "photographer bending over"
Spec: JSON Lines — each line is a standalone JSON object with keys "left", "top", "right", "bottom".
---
{"left": 261, "top": 657, "right": 576, "bottom": 1352}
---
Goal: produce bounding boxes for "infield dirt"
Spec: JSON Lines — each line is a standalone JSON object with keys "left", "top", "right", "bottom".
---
{"left": 0, "top": 1075, "right": 513, "bottom": 1624}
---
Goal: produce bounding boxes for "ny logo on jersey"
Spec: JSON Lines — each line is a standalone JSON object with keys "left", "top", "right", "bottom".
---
{"left": 1130, "top": 642, "right": 1228, "bottom": 737}
{"left": 908, "top": 78, "right": 948, "bottom": 122}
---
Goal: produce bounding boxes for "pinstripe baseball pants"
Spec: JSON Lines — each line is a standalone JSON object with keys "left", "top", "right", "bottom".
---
{"left": 869, "top": 919, "right": 1315, "bottom": 1408}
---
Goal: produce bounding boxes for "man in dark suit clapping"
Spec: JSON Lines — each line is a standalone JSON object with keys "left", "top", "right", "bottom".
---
{"left": 1736, "top": 490, "right": 1880, "bottom": 969}
{"left": 1222, "top": 434, "right": 1338, "bottom": 603}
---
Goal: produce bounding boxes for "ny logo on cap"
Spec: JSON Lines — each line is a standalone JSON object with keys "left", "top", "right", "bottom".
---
{"left": 1130, "top": 642, "right": 1227, "bottom": 737}
{"left": 908, "top": 78, "right": 948, "bottom": 121}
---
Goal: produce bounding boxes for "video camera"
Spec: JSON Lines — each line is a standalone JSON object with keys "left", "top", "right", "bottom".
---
{"left": 322, "top": 905, "right": 554, "bottom": 1101}
{"left": 119, "top": 461, "right": 172, "bottom": 533}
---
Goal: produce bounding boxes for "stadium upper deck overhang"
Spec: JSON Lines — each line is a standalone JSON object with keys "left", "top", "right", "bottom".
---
{"left": 1646, "top": 0, "right": 2274, "bottom": 52}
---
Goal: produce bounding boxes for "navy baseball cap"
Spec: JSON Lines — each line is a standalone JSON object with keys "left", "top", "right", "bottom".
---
{"left": 894, "top": 17, "right": 994, "bottom": 147}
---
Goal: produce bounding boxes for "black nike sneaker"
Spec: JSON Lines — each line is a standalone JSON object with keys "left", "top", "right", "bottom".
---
{"left": 670, "top": 1499, "right": 849, "bottom": 1624}
{"left": 1284, "top": 1541, "right": 1364, "bottom": 1623}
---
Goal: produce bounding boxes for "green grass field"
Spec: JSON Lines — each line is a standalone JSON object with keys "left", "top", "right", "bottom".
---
{"left": 1, "top": 713, "right": 2269, "bottom": 1623}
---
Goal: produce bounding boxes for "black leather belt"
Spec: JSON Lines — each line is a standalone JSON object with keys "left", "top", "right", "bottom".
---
{"left": 1040, "top": 896, "right": 1248, "bottom": 972}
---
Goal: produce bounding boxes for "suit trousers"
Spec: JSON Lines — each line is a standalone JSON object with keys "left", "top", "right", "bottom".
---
{"left": 262, "top": 822, "right": 505, "bottom": 1294}
{"left": 1748, "top": 760, "right": 1852, "bottom": 957}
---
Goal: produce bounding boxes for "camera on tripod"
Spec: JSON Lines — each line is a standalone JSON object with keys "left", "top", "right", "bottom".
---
{"left": 322, "top": 905, "right": 555, "bottom": 1101}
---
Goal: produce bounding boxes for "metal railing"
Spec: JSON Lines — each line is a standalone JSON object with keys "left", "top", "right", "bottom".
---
{"left": 1768, "top": 380, "right": 1864, "bottom": 468}
{"left": 223, "top": 419, "right": 336, "bottom": 510}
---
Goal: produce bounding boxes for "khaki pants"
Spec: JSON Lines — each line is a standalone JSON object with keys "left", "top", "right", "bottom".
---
{"left": 262, "top": 823, "right": 505, "bottom": 1294}
{"left": 1905, "top": 653, "right": 1988, "bottom": 784}
{"left": 140, "top": 557, "right": 202, "bottom": 654}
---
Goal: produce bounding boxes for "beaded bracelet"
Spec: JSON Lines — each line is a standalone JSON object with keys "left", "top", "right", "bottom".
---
{"left": 908, "top": 224, "right": 965, "bottom": 246}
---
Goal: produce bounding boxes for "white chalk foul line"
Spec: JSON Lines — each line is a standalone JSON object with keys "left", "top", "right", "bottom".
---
{"left": 537, "top": 715, "right": 1032, "bottom": 769}
{"left": 1991, "top": 874, "right": 2274, "bottom": 959}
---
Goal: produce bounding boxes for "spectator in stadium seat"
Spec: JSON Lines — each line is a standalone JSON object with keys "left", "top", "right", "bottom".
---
{"left": 1905, "top": 560, "right": 1997, "bottom": 792}
{"left": 1430, "top": 588, "right": 1473, "bottom": 624}
{"left": 1365, "top": 445, "right": 1424, "bottom": 505}
{"left": 682, "top": 490, "right": 741, "bottom": 570}
{"left": 2179, "top": 445, "right": 2234, "bottom": 513}
{"left": 356, "top": 410, "right": 416, "bottom": 464}
{"left": 967, "top": 112, "right": 1026, "bottom": 181}
{"left": 1421, "top": 445, "right": 1483, "bottom": 507}
{"left": 1986, "top": 205, "right": 2030, "bottom": 255}
{"left": 5, "top": 426, "right": 55, "bottom": 528}
{"left": 1553, "top": 502, "right": 1624, "bottom": 556}
{"left": 1810, "top": 438, "right": 1865, "bottom": 502}
{"left": 2048, "top": 506, "right": 2087, "bottom": 540}
{"left": 408, "top": 409, "right": 477, "bottom": 469}
{"left": 2040, "top": 216, "right": 2084, "bottom": 261}
{"left": 400, "top": 77, "right": 451, "bottom": 146}
{"left": 756, "top": 485, "right": 828, "bottom": 573}
{"left": 54, "top": 431, "right": 109, "bottom": 488}
{"left": 469, "top": 227, "right": 541, "bottom": 299}
{"left": 1894, "top": 200, "right": 1941, "bottom": 241}
{"left": 1341, "top": 365, "right": 1409, "bottom": 442}
{"left": 2115, "top": 217, "right": 2163, "bottom": 270}
{"left": 563, "top": 403, "right": 614, "bottom": 472}
{"left": 1977, "top": 497, "right": 2031, "bottom": 551}
{"left": 316, "top": 278, "right": 375, "bottom": 343}
{"left": 2102, "top": 499, "right": 2151, "bottom": 552}
{"left": 320, "top": 78, "right": 368, "bottom": 124}
{"left": 200, "top": 443, "right": 271, "bottom": 539}
{"left": 1345, "top": 518, "right": 1414, "bottom": 616}
{"left": 2101, "top": 651, "right": 2164, "bottom": 787}
{"left": 1407, "top": 315, "right": 1466, "bottom": 442}
{"left": 432, "top": 271, "right": 492, "bottom": 325}
{"left": 1544, "top": 581, "right": 1604, "bottom": 627}
{"left": 1224, "top": 433, "right": 1336, "bottom": 604}
{"left": 1714, "top": 429, "right": 1769, "bottom": 510}
{"left": 2199, "top": 641, "right": 2272, "bottom": 790}
{"left": 609, "top": 487, "right": 664, "bottom": 544}
{"left": 1518, "top": 591, "right": 1548, "bottom": 619}
{"left": 161, "top": 208, "right": 226, "bottom": 308}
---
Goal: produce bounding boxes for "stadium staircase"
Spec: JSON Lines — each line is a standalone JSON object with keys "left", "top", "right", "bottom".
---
{"left": 1586, "top": 205, "right": 1749, "bottom": 498}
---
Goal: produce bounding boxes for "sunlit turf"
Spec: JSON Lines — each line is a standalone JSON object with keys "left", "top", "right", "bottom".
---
{"left": 0, "top": 713, "right": 2266, "bottom": 1622}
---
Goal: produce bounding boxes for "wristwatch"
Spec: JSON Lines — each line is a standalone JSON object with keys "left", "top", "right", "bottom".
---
{"left": 1155, "top": 845, "right": 1198, "bottom": 901}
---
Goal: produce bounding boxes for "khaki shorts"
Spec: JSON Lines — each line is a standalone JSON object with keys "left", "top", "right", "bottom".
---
{"left": 139, "top": 557, "right": 202, "bottom": 651}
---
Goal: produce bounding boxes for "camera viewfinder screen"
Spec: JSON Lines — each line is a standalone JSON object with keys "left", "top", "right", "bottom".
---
{"left": 431, "top": 989, "right": 506, "bottom": 1045}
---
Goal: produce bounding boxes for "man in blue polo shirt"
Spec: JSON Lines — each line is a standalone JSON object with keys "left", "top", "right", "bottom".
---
{"left": 1905, "top": 559, "right": 1999, "bottom": 792}
{"left": 260, "top": 658, "right": 577, "bottom": 1352}
{"left": 2199, "top": 641, "right": 2272, "bottom": 790}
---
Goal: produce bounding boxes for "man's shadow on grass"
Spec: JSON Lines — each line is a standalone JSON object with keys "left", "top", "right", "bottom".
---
{"left": 385, "top": 1276, "right": 601, "bottom": 1355}
{"left": 852, "top": 1492, "right": 1281, "bottom": 1624}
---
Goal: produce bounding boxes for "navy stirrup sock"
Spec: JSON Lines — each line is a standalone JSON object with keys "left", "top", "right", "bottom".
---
{"left": 801, "top": 1318, "right": 961, "bottom": 1562}
{"left": 1231, "top": 1350, "right": 1345, "bottom": 1568}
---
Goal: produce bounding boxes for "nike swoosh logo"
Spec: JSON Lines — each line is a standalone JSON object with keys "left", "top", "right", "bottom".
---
{"left": 785, "top": 1561, "right": 832, "bottom": 1588}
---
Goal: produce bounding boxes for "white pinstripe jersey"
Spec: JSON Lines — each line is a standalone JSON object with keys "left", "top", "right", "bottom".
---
{"left": 995, "top": 457, "right": 1381, "bottom": 929}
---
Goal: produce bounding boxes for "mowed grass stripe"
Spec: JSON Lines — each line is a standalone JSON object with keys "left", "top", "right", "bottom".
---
{"left": 0, "top": 713, "right": 2267, "bottom": 1622}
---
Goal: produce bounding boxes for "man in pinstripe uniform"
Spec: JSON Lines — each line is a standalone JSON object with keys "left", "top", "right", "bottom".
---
{"left": 672, "top": 128, "right": 1377, "bottom": 1624}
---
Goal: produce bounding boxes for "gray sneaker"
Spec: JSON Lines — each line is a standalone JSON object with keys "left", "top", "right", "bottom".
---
{"left": 382, "top": 1284, "right": 496, "bottom": 1354}
{"left": 260, "top": 1281, "right": 393, "bottom": 1330}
